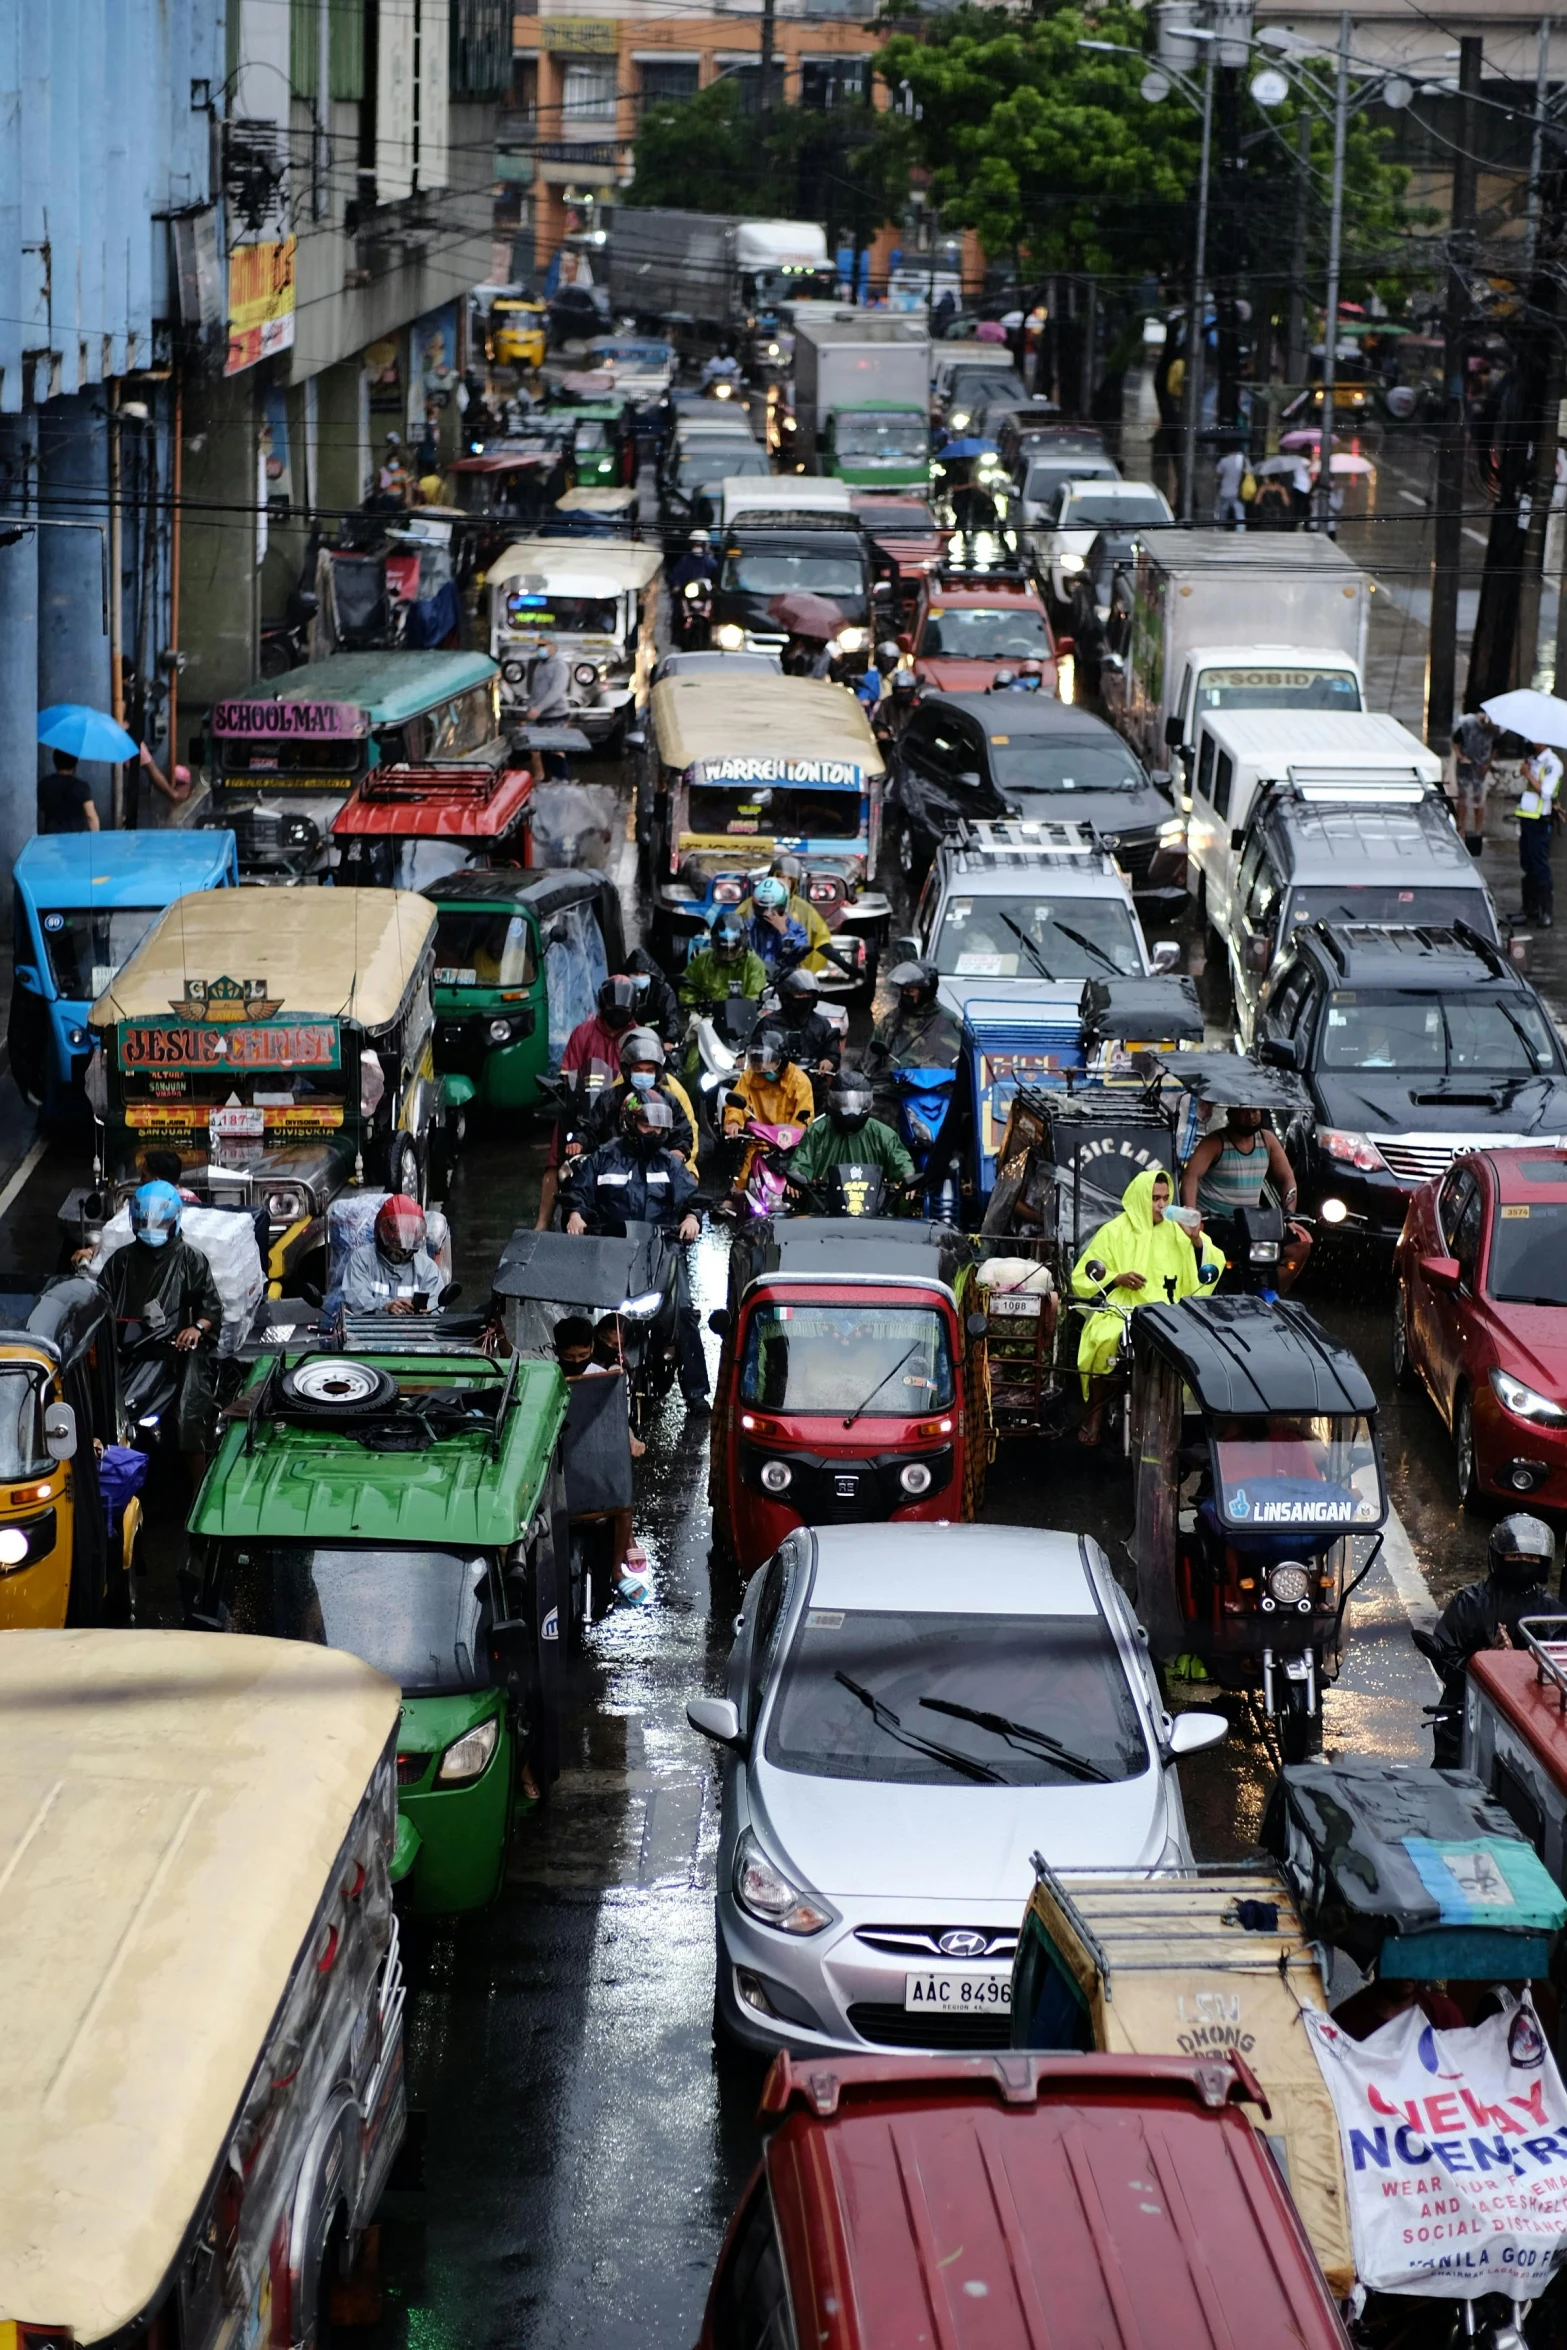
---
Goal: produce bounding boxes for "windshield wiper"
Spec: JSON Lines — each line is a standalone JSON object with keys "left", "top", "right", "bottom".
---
{"left": 997, "top": 912, "right": 1056, "bottom": 981}
{"left": 920, "top": 1696, "right": 1114, "bottom": 1784}
{"left": 834, "top": 1671, "right": 1004, "bottom": 1784}
{"left": 1050, "top": 920, "right": 1123, "bottom": 977}
{"left": 842, "top": 1343, "right": 921, "bottom": 1430}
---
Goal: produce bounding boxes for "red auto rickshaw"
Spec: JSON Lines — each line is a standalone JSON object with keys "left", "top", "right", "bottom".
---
{"left": 332, "top": 758, "right": 534, "bottom": 890}
{"left": 1463, "top": 1619, "right": 1567, "bottom": 1887}
{"left": 707, "top": 1217, "right": 991, "bottom": 1575}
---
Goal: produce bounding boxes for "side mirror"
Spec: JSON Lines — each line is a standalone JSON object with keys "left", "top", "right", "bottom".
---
{"left": 1166, "top": 1710, "right": 1228, "bottom": 1759}
{"left": 1164, "top": 713, "right": 1183, "bottom": 748}
{"left": 1055, "top": 635, "right": 1074, "bottom": 657}
{"left": 966, "top": 1310, "right": 989, "bottom": 1339}
{"left": 14, "top": 964, "right": 40, "bottom": 994}
{"left": 443, "top": 1073, "right": 477, "bottom": 1109}
{"left": 1258, "top": 1035, "right": 1298, "bottom": 1071}
{"left": 1083, "top": 1258, "right": 1108, "bottom": 1285}
{"left": 1151, "top": 940, "right": 1181, "bottom": 974}
{"left": 687, "top": 1695, "right": 745, "bottom": 1748}
{"left": 957, "top": 770, "right": 982, "bottom": 791}
{"left": 708, "top": 1307, "right": 730, "bottom": 1336}
{"left": 43, "top": 1401, "right": 76, "bottom": 1462}
{"left": 894, "top": 934, "right": 920, "bottom": 962}
{"left": 1420, "top": 1253, "right": 1463, "bottom": 1292}
{"left": 488, "top": 1619, "right": 533, "bottom": 1682}
{"left": 1244, "top": 933, "right": 1272, "bottom": 975}
{"left": 1229, "top": 827, "right": 1247, "bottom": 852}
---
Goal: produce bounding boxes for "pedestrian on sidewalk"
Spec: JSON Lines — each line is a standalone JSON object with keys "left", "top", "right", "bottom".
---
{"left": 1451, "top": 708, "right": 1498, "bottom": 857}
{"left": 1518, "top": 739, "right": 1563, "bottom": 927}
{"left": 1213, "top": 442, "right": 1248, "bottom": 531}
{"left": 37, "top": 749, "right": 99, "bottom": 835}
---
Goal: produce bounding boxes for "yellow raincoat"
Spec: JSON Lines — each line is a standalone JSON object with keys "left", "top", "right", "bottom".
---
{"left": 1071, "top": 1166, "right": 1208, "bottom": 1388}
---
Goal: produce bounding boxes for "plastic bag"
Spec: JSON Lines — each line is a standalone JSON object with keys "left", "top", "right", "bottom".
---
{"left": 91, "top": 1204, "right": 265, "bottom": 1357}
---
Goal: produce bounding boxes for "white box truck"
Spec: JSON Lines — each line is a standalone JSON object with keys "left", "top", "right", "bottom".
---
{"left": 1102, "top": 532, "right": 1371, "bottom": 776}
{"left": 605, "top": 210, "right": 832, "bottom": 339}
{"left": 793, "top": 314, "right": 931, "bottom": 489}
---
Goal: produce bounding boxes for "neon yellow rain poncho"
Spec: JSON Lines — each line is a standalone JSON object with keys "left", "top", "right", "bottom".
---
{"left": 1071, "top": 1166, "right": 1211, "bottom": 1388}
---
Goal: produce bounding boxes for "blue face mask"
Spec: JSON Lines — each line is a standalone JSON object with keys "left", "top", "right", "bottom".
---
{"left": 628, "top": 1069, "right": 657, "bottom": 1092}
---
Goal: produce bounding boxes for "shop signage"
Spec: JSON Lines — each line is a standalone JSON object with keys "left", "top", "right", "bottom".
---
{"left": 226, "top": 236, "right": 297, "bottom": 376}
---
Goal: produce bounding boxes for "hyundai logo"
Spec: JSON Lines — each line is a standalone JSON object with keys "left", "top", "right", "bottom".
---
{"left": 937, "top": 1930, "right": 988, "bottom": 1960}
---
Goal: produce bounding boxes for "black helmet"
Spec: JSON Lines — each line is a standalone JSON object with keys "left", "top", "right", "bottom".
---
{"left": 617, "top": 1026, "right": 665, "bottom": 1073}
{"left": 746, "top": 1025, "right": 789, "bottom": 1077}
{"left": 1488, "top": 1513, "right": 1555, "bottom": 1591}
{"left": 890, "top": 668, "right": 917, "bottom": 700}
{"left": 888, "top": 958, "right": 939, "bottom": 1011}
{"left": 622, "top": 1087, "right": 674, "bottom": 1139}
{"left": 710, "top": 910, "right": 745, "bottom": 963}
{"left": 597, "top": 974, "right": 639, "bottom": 1031}
{"left": 777, "top": 967, "right": 820, "bottom": 1007}
{"left": 830, "top": 1073, "right": 873, "bottom": 1133}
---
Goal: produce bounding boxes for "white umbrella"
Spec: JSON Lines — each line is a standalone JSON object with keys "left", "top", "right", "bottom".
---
{"left": 1481, "top": 688, "right": 1567, "bottom": 749}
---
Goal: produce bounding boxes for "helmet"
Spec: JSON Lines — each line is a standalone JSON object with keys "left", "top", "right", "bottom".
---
{"left": 891, "top": 668, "right": 918, "bottom": 700}
{"left": 1018, "top": 657, "right": 1044, "bottom": 680}
{"left": 829, "top": 1073, "right": 873, "bottom": 1133}
{"left": 374, "top": 1194, "right": 427, "bottom": 1265}
{"left": 769, "top": 852, "right": 803, "bottom": 889}
{"left": 622, "top": 1087, "right": 674, "bottom": 1141}
{"left": 875, "top": 639, "right": 902, "bottom": 676}
{"left": 1488, "top": 1513, "right": 1556, "bottom": 1592}
{"left": 130, "top": 1180, "right": 182, "bottom": 1249}
{"left": 887, "top": 957, "right": 939, "bottom": 1011}
{"left": 991, "top": 668, "right": 1017, "bottom": 691}
{"left": 777, "top": 967, "right": 820, "bottom": 1007}
{"left": 710, "top": 910, "right": 746, "bottom": 963}
{"left": 597, "top": 974, "right": 639, "bottom": 1032}
{"left": 752, "top": 875, "right": 789, "bottom": 914}
{"left": 689, "top": 528, "right": 711, "bottom": 548}
{"left": 618, "top": 1026, "right": 666, "bottom": 1077}
{"left": 746, "top": 1025, "right": 789, "bottom": 1076}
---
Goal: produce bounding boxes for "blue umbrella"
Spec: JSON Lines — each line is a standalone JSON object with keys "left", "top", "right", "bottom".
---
{"left": 936, "top": 436, "right": 999, "bottom": 461}
{"left": 38, "top": 703, "right": 139, "bottom": 762}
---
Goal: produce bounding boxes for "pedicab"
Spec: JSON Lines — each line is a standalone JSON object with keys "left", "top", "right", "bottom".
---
{"left": 1127, "top": 1295, "right": 1387, "bottom": 1759}
{"left": 706, "top": 1217, "right": 992, "bottom": 1574}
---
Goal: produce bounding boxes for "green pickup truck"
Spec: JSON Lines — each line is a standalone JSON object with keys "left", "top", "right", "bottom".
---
{"left": 186, "top": 1342, "right": 569, "bottom": 1917}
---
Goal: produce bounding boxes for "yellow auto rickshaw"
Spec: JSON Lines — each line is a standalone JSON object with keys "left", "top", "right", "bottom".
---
{"left": 489, "top": 294, "right": 548, "bottom": 372}
{"left": 0, "top": 1276, "right": 131, "bottom": 1627}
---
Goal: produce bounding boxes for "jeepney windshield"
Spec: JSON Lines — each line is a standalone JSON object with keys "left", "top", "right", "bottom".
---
{"left": 740, "top": 1303, "right": 954, "bottom": 1413}
{"left": 224, "top": 1544, "right": 497, "bottom": 1694}
{"left": 219, "top": 736, "right": 364, "bottom": 778}
{"left": 434, "top": 909, "right": 537, "bottom": 990}
{"left": 39, "top": 906, "right": 163, "bottom": 999}
{"left": 1211, "top": 1413, "right": 1383, "bottom": 1531}
{"left": 0, "top": 1368, "right": 47, "bottom": 1480}
{"left": 423, "top": 685, "right": 500, "bottom": 758}
{"left": 686, "top": 782, "right": 863, "bottom": 841}
{"left": 503, "top": 592, "right": 621, "bottom": 635}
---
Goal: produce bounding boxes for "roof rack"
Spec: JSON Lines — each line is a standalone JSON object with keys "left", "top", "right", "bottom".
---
{"left": 1255, "top": 770, "right": 1436, "bottom": 815}
{"left": 360, "top": 763, "right": 511, "bottom": 804}
{"left": 954, "top": 817, "right": 1101, "bottom": 866}
{"left": 931, "top": 542, "right": 1030, "bottom": 585}
{"left": 1519, "top": 1616, "right": 1567, "bottom": 1709}
{"left": 1307, "top": 916, "right": 1506, "bottom": 978}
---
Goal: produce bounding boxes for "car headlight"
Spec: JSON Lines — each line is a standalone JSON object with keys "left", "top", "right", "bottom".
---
{"left": 66, "top": 1025, "right": 89, "bottom": 1049}
{"left": 1491, "top": 1367, "right": 1567, "bottom": 1426}
{"left": 487, "top": 1019, "right": 514, "bottom": 1044}
{"left": 899, "top": 1461, "right": 934, "bottom": 1495}
{"left": 759, "top": 1458, "right": 793, "bottom": 1493}
{"left": 834, "top": 626, "right": 865, "bottom": 655}
{"left": 266, "top": 1187, "right": 304, "bottom": 1221}
{"left": 1268, "top": 1561, "right": 1311, "bottom": 1607}
{"left": 501, "top": 658, "right": 527, "bottom": 684}
{"left": 573, "top": 660, "right": 599, "bottom": 686}
{"left": 949, "top": 410, "right": 971, "bottom": 431}
{"left": 716, "top": 623, "right": 745, "bottom": 650}
{"left": 1318, "top": 1128, "right": 1388, "bottom": 1174}
{"left": 1059, "top": 551, "right": 1086, "bottom": 575}
{"left": 1158, "top": 818, "right": 1186, "bottom": 844}
{"left": 767, "top": 341, "right": 780, "bottom": 358}
{"left": 437, "top": 1715, "right": 501, "bottom": 1785}
{"left": 734, "top": 1828, "right": 833, "bottom": 1934}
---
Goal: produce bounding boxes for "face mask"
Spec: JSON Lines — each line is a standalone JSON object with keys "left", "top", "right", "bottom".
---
{"left": 628, "top": 1069, "right": 657, "bottom": 1092}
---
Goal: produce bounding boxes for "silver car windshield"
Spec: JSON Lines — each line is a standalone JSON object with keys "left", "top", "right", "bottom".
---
{"left": 765, "top": 1608, "right": 1149, "bottom": 1785}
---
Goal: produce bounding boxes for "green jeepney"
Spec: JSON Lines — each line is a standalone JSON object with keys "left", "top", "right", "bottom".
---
{"left": 186, "top": 1340, "right": 569, "bottom": 1917}
{"left": 424, "top": 866, "right": 627, "bottom": 1113}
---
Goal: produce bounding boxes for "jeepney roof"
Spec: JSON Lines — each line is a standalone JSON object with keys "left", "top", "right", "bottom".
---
{"left": 13, "top": 830, "right": 239, "bottom": 906}
{"left": 1132, "top": 1295, "right": 1377, "bottom": 1417}
{"left": 89, "top": 887, "right": 437, "bottom": 1033}
{"left": 648, "top": 671, "right": 885, "bottom": 778}
{"left": 0, "top": 1628, "right": 399, "bottom": 2343}
{"left": 189, "top": 1352, "right": 567, "bottom": 1547}
{"left": 555, "top": 486, "right": 639, "bottom": 514}
{"left": 422, "top": 865, "right": 608, "bottom": 914}
{"left": 488, "top": 537, "right": 663, "bottom": 595}
{"left": 254, "top": 648, "right": 498, "bottom": 724}
{"left": 332, "top": 764, "right": 534, "bottom": 841}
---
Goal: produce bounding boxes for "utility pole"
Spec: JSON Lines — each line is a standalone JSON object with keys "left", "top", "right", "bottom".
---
{"left": 1286, "top": 108, "right": 1310, "bottom": 388}
{"left": 759, "top": 0, "right": 777, "bottom": 124}
{"left": 1528, "top": 17, "right": 1553, "bottom": 271}
{"left": 1426, "top": 36, "right": 1483, "bottom": 749}
{"left": 1181, "top": 46, "right": 1216, "bottom": 524}
{"left": 1311, "top": 13, "right": 1350, "bottom": 537}
{"left": 1214, "top": 63, "right": 1243, "bottom": 429}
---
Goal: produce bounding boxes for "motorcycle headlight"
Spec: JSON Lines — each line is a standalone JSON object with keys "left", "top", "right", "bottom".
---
{"left": 716, "top": 624, "right": 745, "bottom": 651}
{"left": 1491, "top": 1366, "right": 1567, "bottom": 1426}
{"left": 1268, "top": 1561, "right": 1311, "bottom": 1607}
{"left": 1318, "top": 1127, "right": 1389, "bottom": 1175}
{"left": 1248, "top": 1240, "right": 1280, "bottom": 1264}
{"left": 899, "top": 1461, "right": 934, "bottom": 1496}
{"left": 487, "top": 1019, "right": 514, "bottom": 1044}
{"left": 618, "top": 1289, "right": 664, "bottom": 1320}
{"left": 437, "top": 1715, "right": 500, "bottom": 1785}
{"left": 66, "top": 1025, "right": 89, "bottom": 1050}
{"left": 759, "top": 1459, "right": 793, "bottom": 1493}
{"left": 1158, "top": 818, "right": 1186, "bottom": 844}
{"left": 766, "top": 341, "right": 780, "bottom": 358}
{"left": 683, "top": 578, "right": 704, "bottom": 600}
{"left": 733, "top": 1828, "right": 833, "bottom": 1935}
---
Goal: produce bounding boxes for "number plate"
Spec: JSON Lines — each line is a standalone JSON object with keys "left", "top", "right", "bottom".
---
{"left": 209, "top": 1105, "right": 266, "bottom": 1138}
{"left": 987, "top": 1291, "right": 1042, "bottom": 1318}
{"left": 904, "top": 1970, "right": 1011, "bottom": 2014}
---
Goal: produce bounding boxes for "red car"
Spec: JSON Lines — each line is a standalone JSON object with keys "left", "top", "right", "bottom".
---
{"left": 697, "top": 2051, "right": 1351, "bottom": 2350}
{"left": 909, "top": 564, "right": 1060, "bottom": 694}
{"left": 1394, "top": 1146, "right": 1567, "bottom": 1507}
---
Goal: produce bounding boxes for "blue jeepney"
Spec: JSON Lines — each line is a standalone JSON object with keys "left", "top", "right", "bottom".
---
{"left": 9, "top": 831, "right": 240, "bottom": 1118}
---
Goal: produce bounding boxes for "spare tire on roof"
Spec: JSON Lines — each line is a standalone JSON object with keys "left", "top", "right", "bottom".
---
{"left": 278, "top": 1357, "right": 399, "bottom": 1417}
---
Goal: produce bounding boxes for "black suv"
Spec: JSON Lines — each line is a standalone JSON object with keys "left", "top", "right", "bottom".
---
{"left": 888, "top": 689, "right": 1184, "bottom": 909}
{"left": 1256, "top": 922, "right": 1567, "bottom": 1240}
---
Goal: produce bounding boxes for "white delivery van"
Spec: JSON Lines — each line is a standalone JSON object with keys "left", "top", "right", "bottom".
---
{"left": 719, "top": 475, "right": 855, "bottom": 528}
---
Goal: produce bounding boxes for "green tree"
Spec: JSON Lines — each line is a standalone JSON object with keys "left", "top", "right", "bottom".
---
{"left": 625, "top": 77, "right": 916, "bottom": 249}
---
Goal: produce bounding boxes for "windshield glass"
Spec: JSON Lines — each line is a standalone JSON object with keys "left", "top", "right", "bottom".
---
{"left": 504, "top": 592, "right": 621, "bottom": 634}
{"left": 434, "top": 909, "right": 537, "bottom": 988}
{"left": 919, "top": 606, "right": 1052, "bottom": 659}
{"left": 722, "top": 550, "right": 867, "bottom": 605}
{"left": 1059, "top": 491, "right": 1172, "bottom": 530}
{"left": 766, "top": 1608, "right": 1148, "bottom": 1785}
{"left": 948, "top": 376, "right": 1023, "bottom": 411}
{"left": 1318, "top": 993, "right": 1558, "bottom": 1075}
{"left": 934, "top": 891, "right": 1142, "bottom": 978}
{"left": 220, "top": 737, "right": 363, "bottom": 778}
{"left": 573, "top": 419, "right": 610, "bottom": 451}
{"left": 678, "top": 453, "right": 769, "bottom": 490}
{"left": 986, "top": 740, "right": 1144, "bottom": 795}
{"left": 1287, "top": 886, "right": 1496, "bottom": 941}
{"left": 1197, "top": 666, "right": 1361, "bottom": 713}
{"left": 836, "top": 414, "right": 927, "bottom": 461}
{"left": 1487, "top": 1196, "right": 1567, "bottom": 1305}
{"left": 740, "top": 1303, "right": 953, "bottom": 1412}
{"left": 686, "top": 783, "right": 862, "bottom": 841}
{"left": 1025, "top": 462, "right": 1114, "bottom": 502}
{"left": 0, "top": 1369, "right": 45, "bottom": 1480}
{"left": 1212, "top": 1412, "right": 1383, "bottom": 1531}
{"left": 40, "top": 907, "right": 164, "bottom": 999}
{"left": 224, "top": 1544, "right": 493, "bottom": 1693}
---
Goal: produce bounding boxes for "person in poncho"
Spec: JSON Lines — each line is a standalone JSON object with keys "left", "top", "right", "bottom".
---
{"left": 1071, "top": 1167, "right": 1219, "bottom": 1445}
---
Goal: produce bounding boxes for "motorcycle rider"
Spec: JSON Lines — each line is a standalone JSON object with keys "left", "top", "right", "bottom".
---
{"left": 1073, "top": 1167, "right": 1208, "bottom": 1447}
{"left": 989, "top": 659, "right": 1045, "bottom": 693}
{"left": 536, "top": 974, "right": 643, "bottom": 1229}
{"left": 737, "top": 856, "right": 835, "bottom": 976}
{"left": 579, "top": 1028, "right": 700, "bottom": 1170}
{"left": 766, "top": 967, "right": 842, "bottom": 1082}
{"left": 624, "top": 947, "right": 682, "bottom": 1049}
{"left": 1180, "top": 1102, "right": 1312, "bottom": 1294}
{"left": 561, "top": 1092, "right": 710, "bottom": 1413}
{"left": 668, "top": 529, "right": 717, "bottom": 646}
{"left": 97, "top": 1180, "right": 223, "bottom": 1487}
{"left": 678, "top": 908, "right": 768, "bottom": 1012}
{"left": 863, "top": 960, "right": 962, "bottom": 1120}
{"left": 874, "top": 662, "right": 919, "bottom": 748}
{"left": 787, "top": 1072, "right": 915, "bottom": 1197}
{"left": 1425, "top": 1515, "right": 1566, "bottom": 1766}
{"left": 341, "top": 1194, "right": 445, "bottom": 1316}
{"left": 744, "top": 873, "right": 810, "bottom": 980}
{"left": 722, "top": 1025, "right": 815, "bottom": 1191}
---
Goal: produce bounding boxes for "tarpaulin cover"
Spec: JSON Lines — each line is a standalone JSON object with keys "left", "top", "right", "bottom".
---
{"left": 495, "top": 1225, "right": 665, "bottom": 1356}
{"left": 562, "top": 1374, "right": 634, "bottom": 1515}
{"left": 1079, "top": 974, "right": 1203, "bottom": 1042}
{"left": 1303, "top": 1994, "right": 1567, "bottom": 2299}
{"left": 1268, "top": 1761, "right": 1567, "bottom": 1974}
